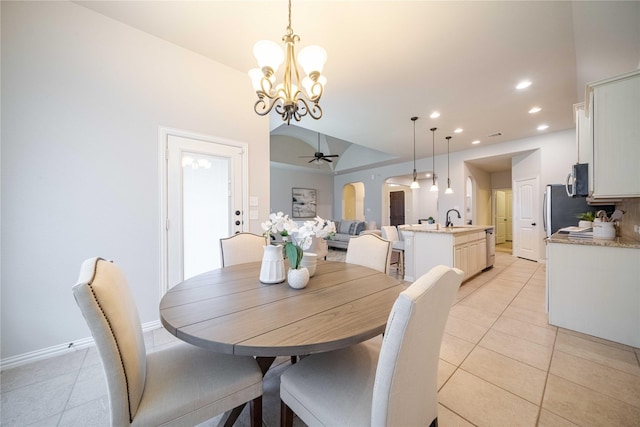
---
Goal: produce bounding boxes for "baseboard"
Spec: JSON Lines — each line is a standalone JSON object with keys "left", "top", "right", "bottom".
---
{"left": 0, "top": 320, "right": 162, "bottom": 370}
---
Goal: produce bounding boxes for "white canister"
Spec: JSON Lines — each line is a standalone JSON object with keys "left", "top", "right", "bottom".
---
{"left": 593, "top": 221, "right": 616, "bottom": 240}
{"left": 300, "top": 252, "right": 318, "bottom": 277}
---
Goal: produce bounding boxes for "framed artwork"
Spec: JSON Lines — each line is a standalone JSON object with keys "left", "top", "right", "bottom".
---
{"left": 292, "top": 188, "right": 317, "bottom": 218}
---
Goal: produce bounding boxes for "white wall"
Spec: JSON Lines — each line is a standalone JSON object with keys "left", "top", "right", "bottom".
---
{"left": 334, "top": 129, "right": 576, "bottom": 246}
{"left": 1, "top": 2, "right": 270, "bottom": 361}
{"left": 269, "top": 164, "right": 333, "bottom": 220}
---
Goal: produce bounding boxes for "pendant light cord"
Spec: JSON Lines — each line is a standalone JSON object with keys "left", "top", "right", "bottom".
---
{"left": 411, "top": 116, "right": 418, "bottom": 180}
{"left": 413, "top": 119, "right": 417, "bottom": 171}
{"left": 446, "top": 136, "right": 452, "bottom": 188}
{"left": 431, "top": 128, "right": 437, "bottom": 186}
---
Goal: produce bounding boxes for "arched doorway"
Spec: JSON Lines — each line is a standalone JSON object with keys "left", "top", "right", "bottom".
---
{"left": 342, "top": 182, "right": 365, "bottom": 220}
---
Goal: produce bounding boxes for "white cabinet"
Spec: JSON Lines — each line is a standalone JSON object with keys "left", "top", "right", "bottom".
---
{"left": 587, "top": 70, "right": 640, "bottom": 199}
{"left": 574, "top": 103, "right": 593, "bottom": 192}
{"left": 453, "top": 231, "right": 487, "bottom": 281}
{"left": 547, "top": 241, "right": 640, "bottom": 347}
{"left": 574, "top": 103, "right": 592, "bottom": 165}
{"left": 407, "top": 228, "right": 487, "bottom": 282}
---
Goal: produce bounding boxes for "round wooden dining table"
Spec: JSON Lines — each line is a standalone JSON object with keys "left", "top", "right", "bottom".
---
{"left": 160, "top": 259, "right": 403, "bottom": 426}
{"left": 160, "top": 259, "right": 403, "bottom": 362}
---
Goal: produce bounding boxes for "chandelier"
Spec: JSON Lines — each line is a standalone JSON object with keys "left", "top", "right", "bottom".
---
{"left": 249, "top": 0, "right": 327, "bottom": 125}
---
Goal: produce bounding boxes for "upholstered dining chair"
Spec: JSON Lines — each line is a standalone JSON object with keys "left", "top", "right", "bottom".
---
{"left": 280, "top": 265, "right": 464, "bottom": 427}
{"left": 345, "top": 233, "right": 393, "bottom": 274}
{"left": 72, "top": 257, "right": 263, "bottom": 427}
{"left": 381, "top": 225, "right": 405, "bottom": 278}
{"left": 220, "top": 232, "right": 266, "bottom": 267}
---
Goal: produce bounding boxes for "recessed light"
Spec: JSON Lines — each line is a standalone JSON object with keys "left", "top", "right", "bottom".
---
{"left": 472, "top": 140, "right": 481, "bottom": 145}
{"left": 516, "top": 80, "right": 532, "bottom": 90}
{"left": 454, "top": 128, "right": 463, "bottom": 133}
{"left": 430, "top": 111, "right": 440, "bottom": 119}
{"left": 537, "top": 124, "right": 549, "bottom": 131}
{"left": 529, "top": 106, "right": 542, "bottom": 114}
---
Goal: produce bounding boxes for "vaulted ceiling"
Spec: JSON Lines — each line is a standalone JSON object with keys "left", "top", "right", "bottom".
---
{"left": 76, "top": 1, "right": 640, "bottom": 173}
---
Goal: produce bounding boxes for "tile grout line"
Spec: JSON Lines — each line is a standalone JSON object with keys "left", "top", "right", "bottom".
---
{"left": 437, "top": 262, "right": 537, "bottom": 424}
{"left": 57, "top": 348, "right": 90, "bottom": 427}
{"left": 536, "top": 324, "right": 561, "bottom": 426}
{"left": 440, "top": 262, "right": 555, "bottom": 426}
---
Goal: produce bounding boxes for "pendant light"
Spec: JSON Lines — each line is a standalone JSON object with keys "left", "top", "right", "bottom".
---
{"left": 429, "top": 127, "right": 438, "bottom": 192}
{"left": 410, "top": 117, "right": 420, "bottom": 189}
{"left": 445, "top": 136, "right": 453, "bottom": 194}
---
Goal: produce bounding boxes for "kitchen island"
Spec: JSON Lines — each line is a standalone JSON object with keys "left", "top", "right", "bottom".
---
{"left": 546, "top": 232, "right": 640, "bottom": 347}
{"left": 402, "top": 225, "right": 494, "bottom": 282}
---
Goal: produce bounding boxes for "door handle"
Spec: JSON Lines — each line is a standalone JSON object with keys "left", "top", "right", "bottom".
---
{"left": 531, "top": 222, "right": 536, "bottom": 226}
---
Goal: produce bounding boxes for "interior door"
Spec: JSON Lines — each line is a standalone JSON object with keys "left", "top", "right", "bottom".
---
{"left": 515, "top": 177, "right": 539, "bottom": 261}
{"left": 165, "top": 133, "right": 245, "bottom": 290}
{"left": 389, "top": 191, "right": 405, "bottom": 226}
{"left": 495, "top": 190, "right": 506, "bottom": 244}
{"left": 506, "top": 190, "right": 513, "bottom": 241}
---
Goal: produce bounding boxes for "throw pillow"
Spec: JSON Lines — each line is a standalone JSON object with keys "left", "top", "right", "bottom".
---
{"left": 348, "top": 222, "right": 357, "bottom": 235}
{"left": 339, "top": 220, "right": 354, "bottom": 234}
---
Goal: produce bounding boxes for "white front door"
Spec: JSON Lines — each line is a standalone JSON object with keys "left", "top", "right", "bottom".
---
{"left": 162, "top": 129, "right": 247, "bottom": 291}
{"left": 514, "top": 177, "right": 539, "bottom": 261}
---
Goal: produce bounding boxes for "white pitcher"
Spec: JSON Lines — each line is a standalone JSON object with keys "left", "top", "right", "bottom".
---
{"left": 259, "top": 245, "right": 286, "bottom": 284}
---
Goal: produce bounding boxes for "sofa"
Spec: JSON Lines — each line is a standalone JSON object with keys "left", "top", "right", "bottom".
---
{"left": 325, "top": 220, "right": 368, "bottom": 249}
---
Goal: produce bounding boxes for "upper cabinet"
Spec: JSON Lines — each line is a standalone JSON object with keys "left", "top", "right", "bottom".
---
{"left": 586, "top": 70, "right": 640, "bottom": 199}
{"left": 573, "top": 102, "right": 593, "bottom": 193}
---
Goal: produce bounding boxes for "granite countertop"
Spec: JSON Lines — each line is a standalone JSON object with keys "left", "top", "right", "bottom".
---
{"left": 404, "top": 225, "right": 493, "bottom": 235}
{"left": 546, "top": 232, "right": 640, "bottom": 249}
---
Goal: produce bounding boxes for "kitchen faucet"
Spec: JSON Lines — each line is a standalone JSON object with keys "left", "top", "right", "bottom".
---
{"left": 445, "top": 209, "right": 461, "bottom": 227}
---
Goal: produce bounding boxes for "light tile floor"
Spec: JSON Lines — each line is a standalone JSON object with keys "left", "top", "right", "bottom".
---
{"left": 2, "top": 251, "right": 639, "bottom": 426}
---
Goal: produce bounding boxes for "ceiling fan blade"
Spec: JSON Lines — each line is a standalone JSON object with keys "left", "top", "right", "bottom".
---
{"left": 322, "top": 158, "right": 333, "bottom": 163}
{"left": 308, "top": 158, "right": 318, "bottom": 163}
{"left": 299, "top": 156, "right": 316, "bottom": 158}
{"left": 323, "top": 154, "right": 339, "bottom": 158}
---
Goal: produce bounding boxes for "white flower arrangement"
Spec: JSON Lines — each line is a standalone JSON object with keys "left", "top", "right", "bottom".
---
{"left": 261, "top": 213, "right": 336, "bottom": 269}
{"left": 261, "top": 211, "right": 298, "bottom": 239}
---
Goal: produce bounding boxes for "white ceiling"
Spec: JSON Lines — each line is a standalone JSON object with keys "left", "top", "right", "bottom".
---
{"left": 75, "top": 1, "right": 640, "bottom": 173}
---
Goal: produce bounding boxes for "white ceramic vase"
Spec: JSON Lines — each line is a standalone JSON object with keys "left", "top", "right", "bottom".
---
{"left": 300, "top": 252, "right": 318, "bottom": 277}
{"left": 287, "top": 267, "right": 310, "bottom": 289}
{"left": 259, "top": 245, "right": 286, "bottom": 284}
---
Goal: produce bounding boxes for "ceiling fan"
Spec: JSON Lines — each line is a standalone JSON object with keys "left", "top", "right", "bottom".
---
{"left": 300, "top": 133, "right": 339, "bottom": 163}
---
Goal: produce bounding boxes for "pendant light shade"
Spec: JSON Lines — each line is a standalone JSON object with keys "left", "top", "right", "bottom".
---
{"left": 410, "top": 117, "right": 420, "bottom": 189}
{"left": 430, "top": 127, "right": 438, "bottom": 192}
{"left": 445, "top": 136, "right": 453, "bottom": 194}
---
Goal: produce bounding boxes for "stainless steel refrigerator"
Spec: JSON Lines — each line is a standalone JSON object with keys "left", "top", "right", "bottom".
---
{"left": 543, "top": 184, "right": 613, "bottom": 238}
